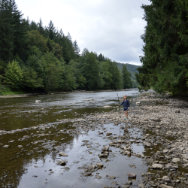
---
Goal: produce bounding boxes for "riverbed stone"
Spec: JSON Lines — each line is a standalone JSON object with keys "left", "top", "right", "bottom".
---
{"left": 57, "top": 160, "right": 67, "bottom": 166}
{"left": 106, "top": 175, "right": 116, "bottom": 179}
{"left": 128, "top": 173, "right": 136, "bottom": 179}
{"left": 160, "top": 184, "right": 174, "bottom": 188}
{"left": 162, "top": 176, "right": 170, "bottom": 182}
{"left": 59, "top": 152, "right": 68, "bottom": 157}
{"left": 151, "top": 163, "right": 163, "bottom": 169}
{"left": 106, "top": 132, "right": 112, "bottom": 136}
{"left": 3, "top": 145, "right": 9, "bottom": 148}
{"left": 172, "top": 158, "right": 180, "bottom": 163}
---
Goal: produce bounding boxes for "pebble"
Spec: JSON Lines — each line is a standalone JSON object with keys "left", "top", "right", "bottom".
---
{"left": 160, "top": 184, "right": 174, "bottom": 188}
{"left": 57, "top": 160, "right": 67, "bottom": 166}
{"left": 59, "top": 152, "right": 68, "bottom": 157}
{"left": 151, "top": 163, "right": 163, "bottom": 169}
{"left": 128, "top": 173, "right": 136, "bottom": 179}
{"left": 3, "top": 145, "right": 9, "bottom": 148}
{"left": 172, "top": 158, "right": 180, "bottom": 163}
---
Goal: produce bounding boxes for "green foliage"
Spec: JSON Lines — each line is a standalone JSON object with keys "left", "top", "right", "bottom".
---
{"left": 122, "top": 65, "right": 132, "bottom": 88}
{"left": 38, "top": 52, "right": 64, "bottom": 92}
{"left": 0, "top": 0, "right": 134, "bottom": 94}
{"left": 4, "top": 60, "right": 23, "bottom": 89}
{"left": 80, "top": 52, "right": 100, "bottom": 90}
{"left": 137, "top": 0, "right": 188, "bottom": 96}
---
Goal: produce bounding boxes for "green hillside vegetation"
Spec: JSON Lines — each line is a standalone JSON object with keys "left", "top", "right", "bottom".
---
{"left": 0, "top": 0, "right": 134, "bottom": 95}
{"left": 116, "top": 63, "right": 140, "bottom": 87}
{"left": 137, "top": 0, "right": 188, "bottom": 96}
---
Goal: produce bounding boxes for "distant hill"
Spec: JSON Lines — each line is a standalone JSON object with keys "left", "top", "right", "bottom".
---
{"left": 116, "top": 63, "right": 141, "bottom": 87}
{"left": 116, "top": 63, "right": 140, "bottom": 75}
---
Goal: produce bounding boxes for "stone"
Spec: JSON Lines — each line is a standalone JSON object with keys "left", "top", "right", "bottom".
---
{"left": 17, "top": 145, "right": 23, "bottom": 148}
{"left": 99, "top": 153, "right": 108, "bottom": 159}
{"left": 106, "top": 132, "right": 112, "bottom": 136}
{"left": 95, "top": 174, "right": 102, "bottom": 179}
{"left": 106, "top": 175, "right": 116, "bottom": 179}
{"left": 151, "top": 163, "right": 163, "bottom": 169}
{"left": 59, "top": 152, "right": 68, "bottom": 157}
{"left": 128, "top": 173, "right": 136, "bottom": 179}
{"left": 83, "top": 172, "right": 92, "bottom": 176}
{"left": 57, "top": 160, "right": 67, "bottom": 166}
{"left": 102, "top": 145, "right": 110, "bottom": 151}
{"left": 3, "top": 145, "right": 9, "bottom": 148}
{"left": 138, "top": 183, "right": 145, "bottom": 188}
{"left": 172, "top": 158, "right": 180, "bottom": 163}
{"left": 144, "top": 142, "right": 151, "bottom": 147}
{"left": 160, "top": 184, "right": 174, "bottom": 188}
{"left": 175, "top": 110, "right": 180, "bottom": 113}
{"left": 95, "top": 163, "right": 103, "bottom": 169}
{"left": 162, "top": 176, "right": 170, "bottom": 182}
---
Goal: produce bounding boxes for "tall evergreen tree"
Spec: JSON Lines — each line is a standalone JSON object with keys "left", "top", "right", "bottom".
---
{"left": 0, "top": 0, "right": 26, "bottom": 62}
{"left": 137, "top": 0, "right": 188, "bottom": 96}
{"left": 122, "top": 65, "right": 132, "bottom": 88}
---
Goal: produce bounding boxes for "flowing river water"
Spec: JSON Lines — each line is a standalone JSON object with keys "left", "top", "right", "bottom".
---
{"left": 0, "top": 89, "right": 148, "bottom": 188}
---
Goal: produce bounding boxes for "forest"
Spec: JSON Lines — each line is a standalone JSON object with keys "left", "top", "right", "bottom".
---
{"left": 0, "top": 0, "right": 134, "bottom": 94}
{"left": 137, "top": 0, "right": 188, "bottom": 96}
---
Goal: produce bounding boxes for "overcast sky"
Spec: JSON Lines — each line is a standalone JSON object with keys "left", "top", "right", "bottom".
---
{"left": 16, "top": 0, "right": 150, "bottom": 65}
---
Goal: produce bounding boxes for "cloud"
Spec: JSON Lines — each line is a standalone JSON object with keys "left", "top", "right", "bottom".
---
{"left": 16, "top": 0, "right": 150, "bottom": 65}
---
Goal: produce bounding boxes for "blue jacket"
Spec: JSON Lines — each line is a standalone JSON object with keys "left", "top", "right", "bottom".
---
{"left": 121, "top": 100, "right": 130, "bottom": 108}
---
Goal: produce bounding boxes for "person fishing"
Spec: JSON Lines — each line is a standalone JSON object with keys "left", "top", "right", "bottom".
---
{"left": 120, "top": 96, "right": 130, "bottom": 120}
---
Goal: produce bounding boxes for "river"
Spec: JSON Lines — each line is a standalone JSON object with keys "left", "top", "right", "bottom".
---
{"left": 0, "top": 89, "right": 147, "bottom": 188}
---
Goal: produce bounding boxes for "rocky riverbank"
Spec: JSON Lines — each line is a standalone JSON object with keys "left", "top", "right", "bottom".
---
{"left": 67, "top": 91, "right": 188, "bottom": 187}
{"left": 1, "top": 91, "right": 187, "bottom": 188}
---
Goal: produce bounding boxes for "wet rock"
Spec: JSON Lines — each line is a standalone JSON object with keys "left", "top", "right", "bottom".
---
{"left": 160, "top": 184, "right": 174, "bottom": 188}
{"left": 106, "top": 175, "right": 116, "bottom": 179}
{"left": 83, "top": 172, "right": 92, "bottom": 176}
{"left": 95, "top": 163, "right": 104, "bottom": 169}
{"left": 59, "top": 152, "right": 68, "bottom": 157}
{"left": 122, "top": 181, "right": 133, "bottom": 188}
{"left": 121, "top": 150, "right": 131, "bottom": 156}
{"left": 17, "top": 145, "right": 23, "bottom": 148}
{"left": 64, "top": 167, "right": 70, "bottom": 171}
{"left": 143, "top": 142, "right": 151, "bottom": 147}
{"left": 165, "top": 163, "right": 178, "bottom": 170}
{"left": 57, "top": 160, "right": 67, "bottom": 166}
{"left": 162, "top": 176, "right": 170, "bottom": 182}
{"left": 175, "top": 110, "right": 180, "bottom": 113}
{"left": 95, "top": 174, "right": 102, "bottom": 179}
{"left": 151, "top": 163, "right": 163, "bottom": 169}
{"left": 150, "top": 118, "right": 161, "bottom": 122}
{"left": 3, "top": 145, "right": 9, "bottom": 148}
{"left": 138, "top": 183, "right": 145, "bottom": 188}
{"left": 163, "top": 149, "right": 169, "bottom": 153}
{"left": 172, "top": 158, "right": 180, "bottom": 163}
{"left": 136, "top": 101, "right": 140, "bottom": 105}
{"left": 128, "top": 173, "right": 136, "bottom": 179}
{"left": 99, "top": 153, "right": 109, "bottom": 159}
{"left": 106, "top": 132, "right": 112, "bottom": 136}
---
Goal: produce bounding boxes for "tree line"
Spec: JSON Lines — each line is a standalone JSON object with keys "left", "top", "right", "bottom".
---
{"left": 137, "top": 0, "right": 188, "bottom": 96}
{"left": 0, "top": 0, "right": 133, "bottom": 94}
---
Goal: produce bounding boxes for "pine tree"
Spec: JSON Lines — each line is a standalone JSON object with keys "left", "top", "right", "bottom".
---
{"left": 122, "top": 65, "right": 132, "bottom": 88}
{"left": 137, "top": 0, "right": 188, "bottom": 96}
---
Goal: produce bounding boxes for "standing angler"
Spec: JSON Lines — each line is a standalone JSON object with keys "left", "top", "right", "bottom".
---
{"left": 121, "top": 96, "right": 130, "bottom": 120}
